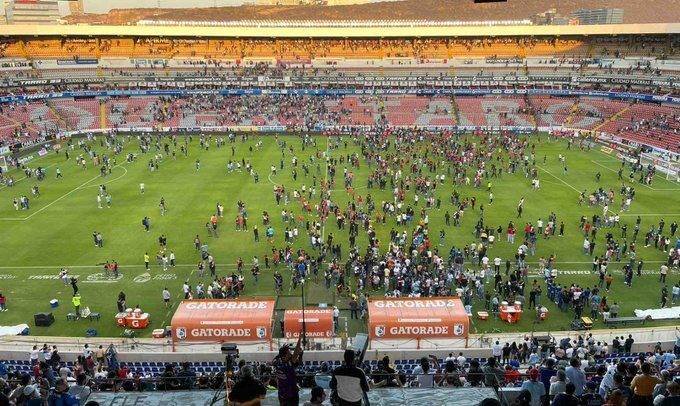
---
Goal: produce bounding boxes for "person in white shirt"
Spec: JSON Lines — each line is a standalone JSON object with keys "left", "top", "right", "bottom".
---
{"left": 29, "top": 346, "right": 39, "bottom": 365}
{"left": 412, "top": 355, "right": 439, "bottom": 388}
{"left": 83, "top": 344, "right": 92, "bottom": 359}
{"left": 162, "top": 288, "right": 171, "bottom": 308}
{"left": 492, "top": 341, "right": 503, "bottom": 362}
{"left": 456, "top": 352, "right": 466, "bottom": 367}
{"left": 444, "top": 353, "right": 456, "bottom": 363}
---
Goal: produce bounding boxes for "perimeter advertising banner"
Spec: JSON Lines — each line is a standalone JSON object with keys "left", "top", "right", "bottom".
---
{"left": 171, "top": 299, "right": 275, "bottom": 343}
{"left": 283, "top": 308, "right": 334, "bottom": 339}
{"left": 368, "top": 297, "right": 469, "bottom": 339}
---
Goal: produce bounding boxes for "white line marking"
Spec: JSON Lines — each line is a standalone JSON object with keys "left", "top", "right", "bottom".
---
{"left": 6, "top": 163, "right": 126, "bottom": 221}
{"left": 536, "top": 165, "right": 580, "bottom": 193}
{"left": 594, "top": 150, "right": 680, "bottom": 191}
{"left": 590, "top": 160, "right": 656, "bottom": 191}
{"left": 0, "top": 162, "right": 58, "bottom": 191}
{"left": 82, "top": 166, "right": 128, "bottom": 188}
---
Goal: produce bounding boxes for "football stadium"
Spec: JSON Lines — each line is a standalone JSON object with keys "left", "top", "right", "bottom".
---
{"left": 0, "top": 0, "right": 678, "bottom": 404}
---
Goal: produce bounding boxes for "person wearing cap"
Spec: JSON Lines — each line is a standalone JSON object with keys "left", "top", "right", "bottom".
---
{"left": 520, "top": 367, "right": 546, "bottom": 406}
{"left": 47, "top": 378, "right": 78, "bottom": 406}
{"left": 330, "top": 349, "right": 370, "bottom": 406}
{"left": 273, "top": 336, "right": 303, "bottom": 406}
{"left": 229, "top": 364, "right": 267, "bottom": 406}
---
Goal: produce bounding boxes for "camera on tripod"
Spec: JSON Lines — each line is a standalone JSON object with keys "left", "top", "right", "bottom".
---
{"left": 221, "top": 343, "right": 239, "bottom": 373}
{"left": 221, "top": 343, "right": 239, "bottom": 357}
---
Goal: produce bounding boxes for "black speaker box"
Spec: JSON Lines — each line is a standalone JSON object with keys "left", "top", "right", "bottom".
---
{"left": 34, "top": 312, "right": 55, "bottom": 327}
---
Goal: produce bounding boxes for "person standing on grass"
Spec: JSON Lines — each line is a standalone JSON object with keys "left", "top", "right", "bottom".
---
{"left": 144, "top": 253, "right": 150, "bottom": 270}
{"left": 659, "top": 264, "right": 668, "bottom": 283}
{"left": 0, "top": 292, "right": 6, "bottom": 311}
{"left": 96, "top": 194, "right": 102, "bottom": 209}
{"left": 142, "top": 216, "right": 150, "bottom": 232}
{"left": 139, "top": 182, "right": 144, "bottom": 194}
{"left": 661, "top": 286, "right": 668, "bottom": 308}
{"left": 169, "top": 251, "right": 176, "bottom": 267}
{"left": 70, "top": 277, "right": 78, "bottom": 295}
{"left": 162, "top": 288, "right": 171, "bottom": 308}
{"left": 159, "top": 197, "right": 166, "bottom": 216}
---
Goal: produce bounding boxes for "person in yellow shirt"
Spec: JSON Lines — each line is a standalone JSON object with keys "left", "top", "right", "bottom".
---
{"left": 144, "top": 253, "right": 150, "bottom": 270}
{"left": 72, "top": 294, "right": 82, "bottom": 318}
{"left": 630, "top": 363, "right": 662, "bottom": 405}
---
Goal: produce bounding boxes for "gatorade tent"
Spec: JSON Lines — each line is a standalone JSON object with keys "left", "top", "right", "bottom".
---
{"left": 171, "top": 299, "right": 275, "bottom": 349}
{"left": 283, "top": 308, "right": 334, "bottom": 339}
{"left": 368, "top": 297, "right": 469, "bottom": 347}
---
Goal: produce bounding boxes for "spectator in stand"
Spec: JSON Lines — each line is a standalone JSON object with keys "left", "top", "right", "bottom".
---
{"left": 520, "top": 367, "right": 546, "bottom": 406}
{"left": 68, "top": 373, "right": 92, "bottom": 403}
{"left": 654, "top": 381, "right": 679, "bottom": 406}
{"left": 549, "top": 369, "right": 568, "bottom": 400}
{"left": 228, "top": 364, "right": 267, "bottom": 406}
{"left": 580, "top": 381, "right": 604, "bottom": 406}
{"left": 412, "top": 355, "right": 439, "bottom": 388}
{"left": 599, "top": 362, "right": 627, "bottom": 398}
{"left": 9, "top": 374, "right": 40, "bottom": 404}
{"left": 466, "top": 359, "right": 484, "bottom": 387}
{"left": 565, "top": 357, "right": 586, "bottom": 397}
{"left": 273, "top": 338, "right": 303, "bottom": 406}
{"left": 609, "top": 373, "right": 632, "bottom": 404}
{"left": 303, "top": 386, "right": 326, "bottom": 406}
{"left": 329, "top": 349, "right": 370, "bottom": 406}
{"left": 47, "top": 378, "right": 78, "bottom": 406}
{"left": 482, "top": 357, "right": 504, "bottom": 389}
{"left": 504, "top": 364, "right": 521, "bottom": 386}
{"left": 551, "top": 382, "right": 579, "bottom": 406}
{"left": 540, "top": 358, "right": 558, "bottom": 393}
{"left": 629, "top": 362, "right": 661, "bottom": 405}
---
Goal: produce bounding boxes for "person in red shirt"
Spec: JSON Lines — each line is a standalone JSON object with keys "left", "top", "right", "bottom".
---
{"left": 504, "top": 364, "right": 521, "bottom": 385}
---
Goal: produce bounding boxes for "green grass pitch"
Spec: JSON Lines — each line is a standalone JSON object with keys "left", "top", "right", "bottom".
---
{"left": 0, "top": 133, "right": 678, "bottom": 338}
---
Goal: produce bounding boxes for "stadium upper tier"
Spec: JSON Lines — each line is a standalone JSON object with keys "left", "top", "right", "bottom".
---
{"left": 0, "top": 35, "right": 676, "bottom": 60}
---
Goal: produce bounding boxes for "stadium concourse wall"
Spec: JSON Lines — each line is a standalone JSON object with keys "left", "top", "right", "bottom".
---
{"left": 0, "top": 326, "right": 677, "bottom": 362}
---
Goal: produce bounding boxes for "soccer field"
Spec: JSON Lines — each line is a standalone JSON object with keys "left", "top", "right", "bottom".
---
{"left": 0, "top": 133, "right": 678, "bottom": 338}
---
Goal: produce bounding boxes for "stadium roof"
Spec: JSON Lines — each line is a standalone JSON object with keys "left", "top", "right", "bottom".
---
{"left": 64, "top": 0, "right": 680, "bottom": 26}
{"left": 1, "top": 22, "right": 678, "bottom": 38}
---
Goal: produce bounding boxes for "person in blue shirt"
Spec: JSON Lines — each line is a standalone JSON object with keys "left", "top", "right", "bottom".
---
{"left": 539, "top": 358, "right": 557, "bottom": 393}
{"left": 565, "top": 358, "right": 586, "bottom": 397}
{"left": 521, "top": 367, "right": 546, "bottom": 406}
{"left": 47, "top": 379, "right": 78, "bottom": 406}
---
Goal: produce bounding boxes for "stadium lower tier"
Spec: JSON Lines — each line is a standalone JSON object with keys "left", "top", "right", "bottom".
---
{"left": 1, "top": 94, "right": 678, "bottom": 153}
{"left": 0, "top": 351, "right": 670, "bottom": 380}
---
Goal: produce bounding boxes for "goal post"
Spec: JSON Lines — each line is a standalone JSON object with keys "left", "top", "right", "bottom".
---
{"left": 639, "top": 152, "right": 680, "bottom": 183}
{"left": 0, "top": 155, "right": 7, "bottom": 174}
